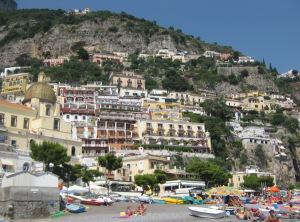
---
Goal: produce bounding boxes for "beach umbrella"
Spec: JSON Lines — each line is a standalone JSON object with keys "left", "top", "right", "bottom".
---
{"left": 268, "top": 185, "right": 280, "bottom": 193}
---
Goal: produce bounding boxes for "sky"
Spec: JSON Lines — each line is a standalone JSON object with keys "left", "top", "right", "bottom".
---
{"left": 16, "top": 0, "right": 299, "bottom": 73}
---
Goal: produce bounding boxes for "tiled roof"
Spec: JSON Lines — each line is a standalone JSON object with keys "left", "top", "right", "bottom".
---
{"left": 0, "top": 99, "right": 34, "bottom": 113}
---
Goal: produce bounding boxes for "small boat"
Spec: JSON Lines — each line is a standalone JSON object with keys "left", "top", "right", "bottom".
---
{"left": 162, "top": 197, "right": 184, "bottom": 204}
{"left": 188, "top": 206, "right": 226, "bottom": 219}
{"left": 81, "top": 198, "right": 103, "bottom": 206}
{"left": 152, "top": 199, "right": 166, "bottom": 204}
{"left": 66, "top": 204, "right": 86, "bottom": 213}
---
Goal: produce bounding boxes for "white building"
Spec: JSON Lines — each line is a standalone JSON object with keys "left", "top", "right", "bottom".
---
{"left": 119, "top": 88, "right": 148, "bottom": 98}
{"left": 237, "top": 56, "right": 255, "bottom": 64}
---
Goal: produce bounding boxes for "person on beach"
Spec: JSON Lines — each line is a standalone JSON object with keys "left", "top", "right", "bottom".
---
{"left": 125, "top": 206, "right": 133, "bottom": 217}
{"left": 266, "top": 210, "right": 281, "bottom": 222}
{"left": 136, "top": 202, "right": 146, "bottom": 216}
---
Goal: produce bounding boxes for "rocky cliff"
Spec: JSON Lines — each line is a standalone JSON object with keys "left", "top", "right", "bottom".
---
{"left": 0, "top": 0, "right": 16, "bottom": 11}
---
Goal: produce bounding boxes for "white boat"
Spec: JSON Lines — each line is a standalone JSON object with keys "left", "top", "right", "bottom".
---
{"left": 188, "top": 207, "right": 226, "bottom": 219}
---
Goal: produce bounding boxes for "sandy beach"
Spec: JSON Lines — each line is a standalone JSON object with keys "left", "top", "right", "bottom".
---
{"left": 14, "top": 203, "right": 299, "bottom": 222}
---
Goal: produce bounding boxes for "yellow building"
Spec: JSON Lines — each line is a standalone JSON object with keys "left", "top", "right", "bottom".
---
{"left": 228, "top": 166, "right": 276, "bottom": 189}
{"left": 241, "top": 96, "right": 278, "bottom": 112}
{"left": 110, "top": 71, "right": 145, "bottom": 90}
{"left": 114, "top": 154, "right": 170, "bottom": 182}
{"left": 1, "top": 73, "right": 31, "bottom": 101}
{"left": 136, "top": 119, "right": 212, "bottom": 153}
{"left": 0, "top": 72, "right": 81, "bottom": 158}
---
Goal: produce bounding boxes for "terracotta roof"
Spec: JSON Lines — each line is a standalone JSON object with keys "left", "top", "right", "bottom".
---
{"left": 0, "top": 99, "right": 34, "bottom": 112}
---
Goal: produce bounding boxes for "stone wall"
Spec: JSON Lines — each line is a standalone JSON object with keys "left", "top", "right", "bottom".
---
{"left": 217, "top": 66, "right": 259, "bottom": 77}
{"left": 0, "top": 187, "right": 59, "bottom": 219}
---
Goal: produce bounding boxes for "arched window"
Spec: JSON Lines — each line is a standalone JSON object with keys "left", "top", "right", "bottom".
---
{"left": 46, "top": 105, "right": 51, "bottom": 116}
{"left": 71, "top": 146, "right": 76, "bottom": 156}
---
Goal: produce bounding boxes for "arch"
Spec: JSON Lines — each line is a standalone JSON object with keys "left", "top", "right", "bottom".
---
{"left": 71, "top": 146, "right": 76, "bottom": 156}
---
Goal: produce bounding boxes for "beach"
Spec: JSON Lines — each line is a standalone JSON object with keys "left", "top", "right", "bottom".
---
{"left": 14, "top": 203, "right": 299, "bottom": 222}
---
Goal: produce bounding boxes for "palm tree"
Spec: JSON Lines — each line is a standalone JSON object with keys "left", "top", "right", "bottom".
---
{"left": 98, "top": 153, "right": 123, "bottom": 193}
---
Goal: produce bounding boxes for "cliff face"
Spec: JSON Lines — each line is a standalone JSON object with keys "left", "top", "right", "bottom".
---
{"left": 0, "top": 18, "right": 204, "bottom": 67}
{"left": 0, "top": 0, "right": 17, "bottom": 11}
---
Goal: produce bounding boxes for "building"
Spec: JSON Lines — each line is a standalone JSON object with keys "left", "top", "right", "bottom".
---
{"left": 0, "top": 66, "right": 30, "bottom": 78}
{"left": 229, "top": 166, "right": 276, "bottom": 189}
{"left": 238, "top": 126, "right": 270, "bottom": 146}
{"left": 0, "top": 72, "right": 82, "bottom": 158}
{"left": 115, "top": 154, "right": 170, "bottom": 182}
{"left": 168, "top": 92, "right": 208, "bottom": 106}
{"left": 110, "top": 72, "right": 145, "bottom": 90}
{"left": 0, "top": 171, "right": 59, "bottom": 219}
{"left": 156, "top": 49, "right": 176, "bottom": 59}
{"left": 43, "top": 57, "right": 69, "bottom": 67}
{"left": 92, "top": 53, "right": 125, "bottom": 65}
{"left": 119, "top": 88, "right": 148, "bottom": 98}
{"left": 203, "top": 51, "right": 220, "bottom": 58}
{"left": 1, "top": 73, "right": 31, "bottom": 102}
{"left": 137, "top": 119, "right": 212, "bottom": 153}
{"left": 237, "top": 56, "right": 255, "bottom": 64}
{"left": 241, "top": 96, "right": 277, "bottom": 112}
{"left": 96, "top": 111, "right": 138, "bottom": 150}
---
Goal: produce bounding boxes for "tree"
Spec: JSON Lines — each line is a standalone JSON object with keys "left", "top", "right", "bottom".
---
{"left": 242, "top": 174, "right": 274, "bottom": 190}
{"left": 77, "top": 47, "right": 89, "bottom": 60}
{"left": 201, "top": 98, "right": 233, "bottom": 121}
{"left": 30, "top": 141, "right": 70, "bottom": 171}
{"left": 187, "top": 158, "right": 231, "bottom": 187}
{"left": 240, "top": 69, "right": 249, "bottom": 78}
{"left": 81, "top": 166, "right": 103, "bottom": 191}
{"left": 98, "top": 153, "right": 123, "bottom": 173}
{"left": 134, "top": 171, "right": 167, "bottom": 194}
{"left": 283, "top": 117, "right": 299, "bottom": 133}
{"left": 98, "top": 153, "right": 123, "bottom": 175}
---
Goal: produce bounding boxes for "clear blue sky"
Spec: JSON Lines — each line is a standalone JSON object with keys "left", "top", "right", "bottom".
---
{"left": 16, "top": 0, "right": 299, "bottom": 73}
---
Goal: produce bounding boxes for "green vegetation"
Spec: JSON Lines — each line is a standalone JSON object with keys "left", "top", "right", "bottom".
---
{"left": 242, "top": 174, "right": 274, "bottom": 190}
{"left": 201, "top": 98, "right": 233, "bottom": 121}
{"left": 134, "top": 170, "right": 167, "bottom": 194}
{"left": 98, "top": 153, "right": 123, "bottom": 175}
{"left": 30, "top": 141, "right": 70, "bottom": 171}
{"left": 270, "top": 109, "right": 299, "bottom": 133}
{"left": 187, "top": 158, "right": 231, "bottom": 187}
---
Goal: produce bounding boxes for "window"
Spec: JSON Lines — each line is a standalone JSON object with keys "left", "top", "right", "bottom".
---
{"left": 11, "top": 116, "right": 17, "bottom": 127}
{"left": 54, "top": 118, "right": 60, "bottom": 130}
{"left": 23, "top": 118, "right": 29, "bottom": 129}
{"left": 66, "top": 115, "right": 70, "bottom": 119}
{"left": 83, "top": 116, "right": 86, "bottom": 120}
{"left": 0, "top": 113, "right": 4, "bottom": 125}
{"left": 11, "top": 140, "right": 16, "bottom": 147}
{"left": 75, "top": 115, "right": 78, "bottom": 120}
{"left": 46, "top": 105, "right": 51, "bottom": 116}
{"left": 71, "top": 146, "right": 76, "bottom": 156}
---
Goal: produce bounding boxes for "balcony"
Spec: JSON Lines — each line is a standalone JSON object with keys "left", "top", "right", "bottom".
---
{"left": 82, "top": 143, "right": 107, "bottom": 148}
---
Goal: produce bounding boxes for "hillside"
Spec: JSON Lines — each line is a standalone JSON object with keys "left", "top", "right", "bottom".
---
{"left": 0, "top": 9, "right": 299, "bottom": 99}
{"left": 0, "top": 0, "right": 16, "bottom": 11}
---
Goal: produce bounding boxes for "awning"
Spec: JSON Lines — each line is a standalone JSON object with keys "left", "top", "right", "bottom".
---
{"left": 0, "top": 159, "right": 14, "bottom": 166}
{"left": 162, "top": 182, "right": 179, "bottom": 187}
{"left": 181, "top": 182, "right": 205, "bottom": 187}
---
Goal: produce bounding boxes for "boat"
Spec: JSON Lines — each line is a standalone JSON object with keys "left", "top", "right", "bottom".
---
{"left": 162, "top": 197, "right": 184, "bottom": 204}
{"left": 152, "top": 199, "right": 166, "bottom": 204}
{"left": 188, "top": 206, "right": 226, "bottom": 219}
{"left": 81, "top": 198, "right": 104, "bottom": 206}
{"left": 66, "top": 204, "right": 86, "bottom": 213}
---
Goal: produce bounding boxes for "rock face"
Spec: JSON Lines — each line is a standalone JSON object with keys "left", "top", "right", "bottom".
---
{"left": 0, "top": 0, "right": 17, "bottom": 11}
{"left": 0, "top": 18, "right": 203, "bottom": 67}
